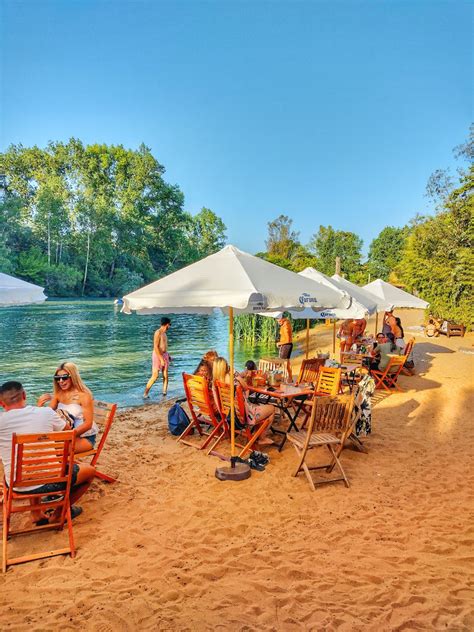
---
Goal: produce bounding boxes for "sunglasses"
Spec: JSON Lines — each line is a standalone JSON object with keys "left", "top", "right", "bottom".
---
{"left": 54, "top": 374, "right": 71, "bottom": 382}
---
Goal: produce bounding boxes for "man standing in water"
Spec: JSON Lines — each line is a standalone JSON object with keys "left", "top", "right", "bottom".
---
{"left": 143, "top": 317, "right": 171, "bottom": 398}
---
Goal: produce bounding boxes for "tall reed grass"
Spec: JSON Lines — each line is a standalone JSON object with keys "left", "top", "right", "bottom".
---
{"left": 234, "top": 314, "right": 318, "bottom": 343}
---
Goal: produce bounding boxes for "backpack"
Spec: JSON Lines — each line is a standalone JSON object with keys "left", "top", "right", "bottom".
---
{"left": 168, "top": 399, "right": 191, "bottom": 436}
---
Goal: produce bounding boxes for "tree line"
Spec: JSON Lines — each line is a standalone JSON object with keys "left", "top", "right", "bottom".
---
{"left": 0, "top": 131, "right": 472, "bottom": 327}
{"left": 0, "top": 139, "right": 226, "bottom": 297}
{"left": 257, "top": 127, "right": 473, "bottom": 328}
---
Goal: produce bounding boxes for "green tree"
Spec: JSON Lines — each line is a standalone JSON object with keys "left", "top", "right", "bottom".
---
{"left": 187, "top": 207, "right": 227, "bottom": 259}
{"left": 308, "top": 225, "right": 363, "bottom": 280}
{"left": 265, "top": 215, "right": 300, "bottom": 260}
{"left": 398, "top": 162, "right": 474, "bottom": 327}
{"left": 368, "top": 226, "right": 409, "bottom": 280}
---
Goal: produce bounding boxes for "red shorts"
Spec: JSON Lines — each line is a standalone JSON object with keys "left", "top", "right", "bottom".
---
{"left": 152, "top": 351, "right": 170, "bottom": 371}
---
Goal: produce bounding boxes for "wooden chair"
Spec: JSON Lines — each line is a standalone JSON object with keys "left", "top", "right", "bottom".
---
{"left": 75, "top": 400, "right": 117, "bottom": 483}
{"left": 295, "top": 358, "right": 325, "bottom": 385}
{"left": 258, "top": 358, "right": 289, "bottom": 380}
{"left": 401, "top": 338, "right": 415, "bottom": 376}
{"left": 299, "top": 367, "right": 342, "bottom": 428}
{"left": 178, "top": 373, "right": 223, "bottom": 450}
{"left": 287, "top": 394, "right": 355, "bottom": 490}
{"left": 212, "top": 381, "right": 273, "bottom": 457}
{"left": 370, "top": 356, "right": 407, "bottom": 392}
{"left": 340, "top": 352, "right": 367, "bottom": 390}
{"left": 2, "top": 431, "right": 76, "bottom": 572}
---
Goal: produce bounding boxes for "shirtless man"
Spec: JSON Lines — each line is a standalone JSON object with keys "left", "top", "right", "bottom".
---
{"left": 143, "top": 317, "right": 171, "bottom": 398}
{"left": 338, "top": 319, "right": 355, "bottom": 352}
{"left": 352, "top": 318, "right": 367, "bottom": 342}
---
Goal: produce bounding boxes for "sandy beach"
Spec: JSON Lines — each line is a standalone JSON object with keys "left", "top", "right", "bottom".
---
{"left": 1, "top": 310, "right": 473, "bottom": 631}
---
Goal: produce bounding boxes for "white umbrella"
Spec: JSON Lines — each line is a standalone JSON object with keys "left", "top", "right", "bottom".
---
{"left": 123, "top": 245, "right": 351, "bottom": 456}
{"left": 0, "top": 272, "right": 47, "bottom": 306}
{"left": 363, "top": 279, "right": 429, "bottom": 310}
{"left": 363, "top": 278, "right": 428, "bottom": 334}
{"left": 262, "top": 268, "right": 373, "bottom": 357}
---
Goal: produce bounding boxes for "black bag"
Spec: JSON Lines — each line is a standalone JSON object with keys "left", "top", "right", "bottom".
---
{"left": 168, "top": 399, "right": 191, "bottom": 436}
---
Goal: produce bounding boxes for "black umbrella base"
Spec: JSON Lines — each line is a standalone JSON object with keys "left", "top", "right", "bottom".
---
{"left": 215, "top": 462, "right": 251, "bottom": 481}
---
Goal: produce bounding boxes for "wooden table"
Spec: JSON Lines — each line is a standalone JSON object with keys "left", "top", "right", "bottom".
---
{"left": 247, "top": 383, "right": 315, "bottom": 451}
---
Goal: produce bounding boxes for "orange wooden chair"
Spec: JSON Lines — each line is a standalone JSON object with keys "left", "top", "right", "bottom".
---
{"left": 401, "top": 338, "right": 415, "bottom": 376}
{"left": 2, "top": 430, "right": 76, "bottom": 572}
{"left": 300, "top": 367, "right": 342, "bottom": 428}
{"left": 370, "top": 355, "right": 407, "bottom": 391}
{"left": 287, "top": 394, "right": 355, "bottom": 490}
{"left": 75, "top": 400, "right": 117, "bottom": 483}
{"left": 178, "top": 373, "right": 223, "bottom": 450}
{"left": 295, "top": 358, "right": 325, "bottom": 385}
{"left": 212, "top": 381, "right": 273, "bottom": 457}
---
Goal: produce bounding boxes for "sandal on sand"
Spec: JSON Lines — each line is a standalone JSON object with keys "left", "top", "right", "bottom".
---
{"left": 257, "top": 438, "right": 274, "bottom": 447}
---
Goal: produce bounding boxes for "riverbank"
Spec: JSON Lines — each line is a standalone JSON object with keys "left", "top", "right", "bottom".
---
{"left": 1, "top": 310, "right": 473, "bottom": 630}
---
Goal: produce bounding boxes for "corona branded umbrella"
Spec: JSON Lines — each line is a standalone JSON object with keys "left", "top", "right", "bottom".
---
{"left": 122, "top": 245, "right": 351, "bottom": 462}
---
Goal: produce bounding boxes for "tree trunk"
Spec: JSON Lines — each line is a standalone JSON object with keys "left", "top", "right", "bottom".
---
{"left": 82, "top": 231, "right": 90, "bottom": 296}
{"left": 47, "top": 214, "right": 51, "bottom": 266}
{"left": 109, "top": 257, "right": 116, "bottom": 279}
{"left": 335, "top": 256, "right": 341, "bottom": 275}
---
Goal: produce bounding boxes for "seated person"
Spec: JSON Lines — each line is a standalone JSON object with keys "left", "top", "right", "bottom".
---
{"left": 239, "top": 360, "right": 257, "bottom": 382}
{"left": 234, "top": 374, "right": 275, "bottom": 446}
{"left": 193, "top": 350, "right": 218, "bottom": 381}
{"left": 212, "top": 356, "right": 231, "bottom": 384}
{"left": 368, "top": 333, "right": 386, "bottom": 370}
{"left": 0, "top": 380, "right": 95, "bottom": 525}
{"left": 376, "top": 333, "right": 401, "bottom": 372}
{"left": 38, "top": 362, "right": 99, "bottom": 455}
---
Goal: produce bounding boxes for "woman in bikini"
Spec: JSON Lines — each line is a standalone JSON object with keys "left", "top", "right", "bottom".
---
{"left": 38, "top": 362, "right": 98, "bottom": 454}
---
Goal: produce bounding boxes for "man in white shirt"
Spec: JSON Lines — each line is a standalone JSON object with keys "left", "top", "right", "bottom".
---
{"left": 0, "top": 381, "right": 96, "bottom": 524}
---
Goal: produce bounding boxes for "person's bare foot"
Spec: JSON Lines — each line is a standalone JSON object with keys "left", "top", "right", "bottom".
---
{"left": 143, "top": 391, "right": 150, "bottom": 399}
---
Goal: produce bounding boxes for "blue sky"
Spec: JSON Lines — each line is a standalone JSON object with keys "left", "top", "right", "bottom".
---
{"left": 1, "top": 0, "right": 472, "bottom": 256}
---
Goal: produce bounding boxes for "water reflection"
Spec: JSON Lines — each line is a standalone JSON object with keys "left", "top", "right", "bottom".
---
{"left": 0, "top": 300, "right": 274, "bottom": 408}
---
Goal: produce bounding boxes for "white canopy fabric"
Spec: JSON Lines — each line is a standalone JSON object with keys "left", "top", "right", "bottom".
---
{"left": 331, "top": 274, "right": 384, "bottom": 314}
{"left": 122, "top": 245, "right": 351, "bottom": 315}
{"left": 363, "top": 279, "right": 429, "bottom": 310}
{"left": 0, "top": 272, "right": 47, "bottom": 306}
{"left": 261, "top": 268, "right": 371, "bottom": 319}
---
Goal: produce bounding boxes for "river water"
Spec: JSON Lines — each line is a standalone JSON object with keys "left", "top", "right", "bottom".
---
{"left": 0, "top": 300, "right": 276, "bottom": 408}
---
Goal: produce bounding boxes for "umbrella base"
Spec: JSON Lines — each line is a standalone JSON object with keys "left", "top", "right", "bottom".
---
{"left": 215, "top": 462, "right": 251, "bottom": 481}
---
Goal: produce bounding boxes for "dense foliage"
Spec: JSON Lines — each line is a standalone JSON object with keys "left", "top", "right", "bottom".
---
{"left": 1, "top": 130, "right": 472, "bottom": 331}
{"left": 0, "top": 140, "right": 226, "bottom": 296}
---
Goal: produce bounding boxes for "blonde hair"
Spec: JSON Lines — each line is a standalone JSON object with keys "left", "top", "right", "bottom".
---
{"left": 53, "top": 361, "right": 91, "bottom": 397}
{"left": 212, "top": 357, "right": 229, "bottom": 384}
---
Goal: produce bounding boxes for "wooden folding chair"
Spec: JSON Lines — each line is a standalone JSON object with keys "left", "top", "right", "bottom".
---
{"left": 295, "top": 358, "right": 325, "bottom": 385}
{"left": 287, "top": 394, "right": 355, "bottom": 490}
{"left": 371, "top": 356, "right": 407, "bottom": 392}
{"left": 178, "top": 373, "right": 223, "bottom": 450}
{"left": 340, "top": 352, "right": 367, "bottom": 390}
{"left": 3, "top": 431, "right": 76, "bottom": 572}
{"left": 75, "top": 400, "right": 117, "bottom": 483}
{"left": 258, "top": 358, "right": 289, "bottom": 380}
{"left": 300, "top": 367, "right": 342, "bottom": 428}
{"left": 401, "top": 338, "right": 415, "bottom": 376}
{"left": 211, "top": 381, "right": 273, "bottom": 457}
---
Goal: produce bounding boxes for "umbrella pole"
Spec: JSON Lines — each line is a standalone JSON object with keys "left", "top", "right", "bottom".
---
{"left": 375, "top": 312, "right": 379, "bottom": 336}
{"left": 332, "top": 320, "right": 336, "bottom": 356}
{"left": 229, "top": 307, "right": 235, "bottom": 458}
{"left": 305, "top": 319, "right": 310, "bottom": 359}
